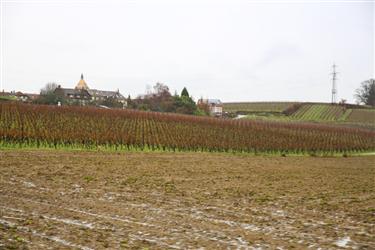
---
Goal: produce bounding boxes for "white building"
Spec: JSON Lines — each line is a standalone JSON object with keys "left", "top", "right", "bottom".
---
{"left": 198, "top": 99, "right": 223, "bottom": 116}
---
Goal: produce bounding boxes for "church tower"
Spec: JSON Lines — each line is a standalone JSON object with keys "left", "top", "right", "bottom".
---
{"left": 75, "top": 73, "right": 89, "bottom": 90}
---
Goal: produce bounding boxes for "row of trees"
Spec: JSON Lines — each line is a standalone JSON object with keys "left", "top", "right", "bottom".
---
{"left": 128, "top": 83, "right": 209, "bottom": 115}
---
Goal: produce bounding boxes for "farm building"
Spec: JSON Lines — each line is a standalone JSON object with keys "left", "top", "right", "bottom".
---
{"left": 15, "top": 92, "right": 30, "bottom": 102}
{"left": 198, "top": 98, "right": 223, "bottom": 116}
{"left": 24, "top": 93, "right": 40, "bottom": 101}
{"left": 54, "top": 86, "right": 91, "bottom": 105}
{"left": 55, "top": 74, "right": 127, "bottom": 106}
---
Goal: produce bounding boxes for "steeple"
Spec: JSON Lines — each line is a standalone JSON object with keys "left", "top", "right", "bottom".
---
{"left": 75, "top": 73, "right": 89, "bottom": 90}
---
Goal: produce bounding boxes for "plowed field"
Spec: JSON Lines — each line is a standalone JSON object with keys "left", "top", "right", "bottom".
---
{"left": 0, "top": 150, "right": 374, "bottom": 249}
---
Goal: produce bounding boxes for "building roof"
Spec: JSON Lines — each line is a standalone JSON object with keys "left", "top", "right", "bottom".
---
{"left": 206, "top": 99, "right": 222, "bottom": 105}
{"left": 15, "top": 92, "right": 29, "bottom": 97}
{"left": 56, "top": 74, "right": 125, "bottom": 100}
{"left": 88, "top": 89, "right": 125, "bottom": 99}
{"left": 0, "top": 91, "right": 12, "bottom": 96}
{"left": 26, "top": 93, "right": 40, "bottom": 99}
{"left": 75, "top": 74, "right": 89, "bottom": 90}
{"left": 56, "top": 87, "right": 88, "bottom": 96}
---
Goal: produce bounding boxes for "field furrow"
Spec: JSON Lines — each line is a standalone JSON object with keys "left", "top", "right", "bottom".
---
{"left": 1, "top": 150, "right": 374, "bottom": 249}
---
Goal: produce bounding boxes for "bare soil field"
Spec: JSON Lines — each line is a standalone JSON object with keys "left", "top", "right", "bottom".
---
{"left": 0, "top": 150, "right": 374, "bottom": 249}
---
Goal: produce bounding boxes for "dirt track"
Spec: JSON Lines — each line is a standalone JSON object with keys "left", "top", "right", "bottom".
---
{"left": 0, "top": 150, "right": 374, "bottom": 249}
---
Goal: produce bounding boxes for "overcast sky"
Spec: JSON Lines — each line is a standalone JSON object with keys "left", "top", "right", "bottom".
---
{"left": 1, "top": 0, "right": 374, "bottom": 102}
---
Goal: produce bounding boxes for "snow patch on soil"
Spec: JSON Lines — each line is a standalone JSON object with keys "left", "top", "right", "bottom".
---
{"left": 129, "top": 231, "right": 182, "bottom": 249}
{"left": 22, "top": 181, "right": 36, "bottom": 188}
{"left": 68, "top": 208, "right": 159, "bottom": 228}
{"left": 0, "top": 218, "right": 93, "bottom": 250}
{"left": 42, "top": 215, "right": 95, "bottom": 229}
{"left": 1, "top": 205, "right": 96, "bottom": 230}
{"left": 335, "top": 236, "right": 351, "bottom": 248}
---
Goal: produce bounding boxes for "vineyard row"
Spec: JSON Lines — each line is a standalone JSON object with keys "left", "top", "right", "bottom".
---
{"left": 0, "top": 103, "right": 374, "bottom": 154}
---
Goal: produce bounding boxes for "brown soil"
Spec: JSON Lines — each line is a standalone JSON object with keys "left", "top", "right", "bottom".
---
{"left": 0, "top": 150, "right": 374, "bottom": 249}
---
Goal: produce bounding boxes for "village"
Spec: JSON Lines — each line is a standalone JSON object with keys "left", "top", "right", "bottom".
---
{"left": 0, "top": 74, "right": 224, "bottom": 117}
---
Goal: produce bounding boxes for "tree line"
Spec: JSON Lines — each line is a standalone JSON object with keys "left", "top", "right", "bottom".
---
{"left": 33, "top": 82, "right": 211, "bottom": 116}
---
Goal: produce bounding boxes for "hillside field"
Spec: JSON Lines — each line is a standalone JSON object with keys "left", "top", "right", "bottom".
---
{"left": 290, "top": 104, "right": 375, "bottom": 123}
{"left": 223, "top": 102, "right": 297, "bottom": 113}
{"left": 224, "top": 102, "right": 375, "bottom": 125}
{"left": 1, "top": 150, "right": 374, "bottom": 249}
{"left": 346, "top": 109, "right": 375, "bottom": 124}
{"left": 290, "top": 104, "right": 347, "bottom": 121}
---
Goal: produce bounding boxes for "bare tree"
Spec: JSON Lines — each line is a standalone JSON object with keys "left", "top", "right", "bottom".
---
{"left": 153, "top": 82, "right": 170, "bottom": 97}
{"left": 40, "top": 82, "right": 58, "bottom": 95}
{"left": 355, "top": 79, "right": 375, "bottom": 106}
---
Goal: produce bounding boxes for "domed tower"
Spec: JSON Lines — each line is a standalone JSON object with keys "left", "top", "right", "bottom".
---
{"left": 75, "top": 73, "right": 89, "bottom": 90}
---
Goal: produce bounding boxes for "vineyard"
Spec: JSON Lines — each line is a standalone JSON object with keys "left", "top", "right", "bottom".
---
{"left": 231, "top": 102, "right": 375, "bottom": 128}
{"left": 346, "top": 109, "right": 375, "bottom": 124}
{"left": 223, "top": 102, "right": 297, "bottom": 113}
{"left": 0, "top": 103, "right": 374, "bottom": 154}
{"left": 290, "top": 104, "right": 347, "bottom": 121}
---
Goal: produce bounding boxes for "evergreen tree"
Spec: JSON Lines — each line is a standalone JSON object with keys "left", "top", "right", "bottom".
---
{"left": 181, "top": 87, "right": 189, "bottom": 97}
